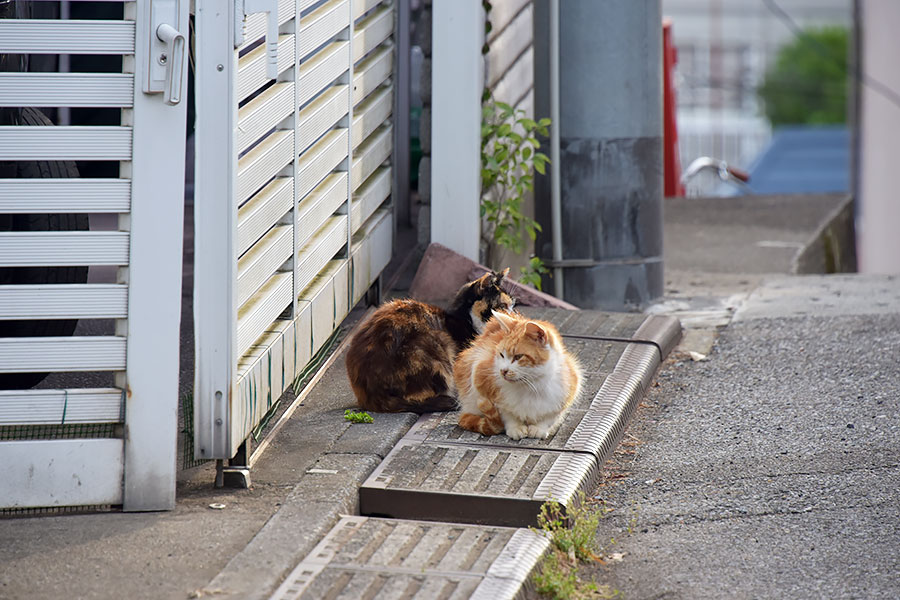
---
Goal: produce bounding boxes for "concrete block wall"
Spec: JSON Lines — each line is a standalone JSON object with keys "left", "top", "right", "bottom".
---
{"left": 483, "top": 0, "right": 537, "bottom": 275}
{"left": 485, "top": 0, "right": 534, "bottom": 115}
{"left": 412, "top": 0, "right": 432, "bottom": 248}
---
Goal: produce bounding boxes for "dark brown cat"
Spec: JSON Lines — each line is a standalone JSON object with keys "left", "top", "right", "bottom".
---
{"left": 345, "top": 270, "right": 515, "bottom": 413}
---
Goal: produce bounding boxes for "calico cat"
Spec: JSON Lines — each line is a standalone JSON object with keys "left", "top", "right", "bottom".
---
{"left": 346, "top": 270, "right": 515, "bottom": 413}
{"left": 455, "top": 310, "right": 582, "bottom": 440}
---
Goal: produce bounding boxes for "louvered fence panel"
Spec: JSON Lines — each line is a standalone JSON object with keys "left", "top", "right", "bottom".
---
{"left": 194, "top": 0, "right": 398, "bottom": 459}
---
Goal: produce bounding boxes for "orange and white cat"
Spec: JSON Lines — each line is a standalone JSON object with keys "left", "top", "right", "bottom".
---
{"left": 454, "top": 310, "right": 582, "bottom": 440}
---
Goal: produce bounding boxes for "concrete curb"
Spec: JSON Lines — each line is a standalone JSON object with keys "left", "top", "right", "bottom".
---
{"left": 198, "top": 344, "right": 419, "bottom": 599}
{"left": 270, "top": 313, "right": 681, "bottom": 599}
{"left": 792, "top": 194, "right": 856, "bottom": 275}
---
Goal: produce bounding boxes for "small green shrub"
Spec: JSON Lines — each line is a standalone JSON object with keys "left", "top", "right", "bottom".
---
{"left": 532, "top": 551, "right": 582, "bottom": 599}
{"left": 532, "top": 493, "right": 619, "bottom": 599}
{"left": 481, "top": 99, "right": 551, "bottom": 290}
{"left": 536, "top": 494, "right": 601, "bottom": 561}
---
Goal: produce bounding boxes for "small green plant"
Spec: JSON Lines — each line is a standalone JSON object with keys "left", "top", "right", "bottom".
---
{"left": 536, "top": 494, "right": 602, "bottom": 561}
{"left": 626, "top": 502, "right": 640, "bottom": 535}
{"left": 531, "top": 493, "right": 619, "bottom": 599}
{"left": 481, "top": 99, "right": 551, "bottom": 290}
{"left": 532, "top": 551, "right": 583, "bottom": 599}
{"left": 343, "top": 409, "right": 373, "bottom": 424}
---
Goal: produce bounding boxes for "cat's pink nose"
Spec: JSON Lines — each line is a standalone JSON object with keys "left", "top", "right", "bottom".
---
{"left": 500, "top": 368, "right": 509, "bottom": 377}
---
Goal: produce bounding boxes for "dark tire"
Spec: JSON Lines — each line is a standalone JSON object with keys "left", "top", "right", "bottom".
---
{"left": 0, "top": 107, "right": 89, "bottom": 390}
{"left": 365, "top": 275, "right": 382, "bottom": 307}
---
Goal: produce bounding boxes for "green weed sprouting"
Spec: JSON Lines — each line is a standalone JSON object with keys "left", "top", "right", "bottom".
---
{"left": 531, "top": 492, "right": 620, "bottom": 599}
{"left": 536, "top": 493, "right": 602, "bottom": 561}
{"left": 343, "top": 409, "right": 373, "bottom": 424}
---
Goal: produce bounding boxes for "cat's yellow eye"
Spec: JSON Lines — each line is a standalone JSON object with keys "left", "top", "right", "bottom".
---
{"left": 513, "top": 354, "right": 524, "bottom": 362}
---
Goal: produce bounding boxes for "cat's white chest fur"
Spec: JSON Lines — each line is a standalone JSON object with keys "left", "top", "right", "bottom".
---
{"left": 495, "top": 352, "right": 569, "bottom": 422}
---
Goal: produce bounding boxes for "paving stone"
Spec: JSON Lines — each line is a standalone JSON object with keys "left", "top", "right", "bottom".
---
{"left": 270, "top": 516, "right": 549, "bottom": 600}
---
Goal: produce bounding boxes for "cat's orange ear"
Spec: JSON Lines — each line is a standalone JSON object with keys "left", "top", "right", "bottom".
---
{"left": 492, "top": 309, "right": 516, "bottom": 332}
{"left": 525, "top": 322, "right": 547, "bottom": 345}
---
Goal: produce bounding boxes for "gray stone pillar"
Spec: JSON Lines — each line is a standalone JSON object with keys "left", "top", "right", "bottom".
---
{"left": 534, "top": 0, "right": 663, "bottom": 310}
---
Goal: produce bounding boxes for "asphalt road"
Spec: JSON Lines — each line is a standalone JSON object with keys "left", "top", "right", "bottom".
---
{"left": 586, "top": 274, "right": 900, "bottom": 599}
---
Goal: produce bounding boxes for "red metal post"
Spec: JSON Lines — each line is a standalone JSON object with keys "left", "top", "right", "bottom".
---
{"left": 662, "top": 19, "right": 684, "bottom": 197}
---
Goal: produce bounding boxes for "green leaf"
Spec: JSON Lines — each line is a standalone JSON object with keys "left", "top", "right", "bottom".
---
{"left": 522, "top": 146, "right": 532, "bottom": 160}
{"left": 534, "top": 161, "right": 546, "bottom": 175}
{"left": 538, "top": 117, "right": 552, "bottom": 127}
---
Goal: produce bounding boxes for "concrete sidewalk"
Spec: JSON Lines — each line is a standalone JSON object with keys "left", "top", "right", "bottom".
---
{"left": 0, "top": 192, "right": 873, "bottom": 600}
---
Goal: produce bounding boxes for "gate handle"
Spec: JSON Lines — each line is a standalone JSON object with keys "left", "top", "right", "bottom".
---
{"left": 156, "top": 23, "right": 185, "bottom": 105}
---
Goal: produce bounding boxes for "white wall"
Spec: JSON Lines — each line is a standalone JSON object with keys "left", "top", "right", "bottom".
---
{"left": 431, "top": 1, "right": 484, "bottom": 262}
{"left": 858, "top": 1, "right": 900, "bottom": 273}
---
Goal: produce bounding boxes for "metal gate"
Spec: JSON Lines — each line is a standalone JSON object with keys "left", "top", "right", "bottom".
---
{"left": 193, "top": 0, "right": 396, "bottom": 461}
{"left": 0, "top": 0, "right": 189, "bottom": 511}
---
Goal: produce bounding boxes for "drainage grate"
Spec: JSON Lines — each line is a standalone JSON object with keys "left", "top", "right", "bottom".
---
{"left": 360, "top": 439, "right": 598, "bottom": 527}
{"left": 270, "top": 516, "right": 550, "bottom": 600}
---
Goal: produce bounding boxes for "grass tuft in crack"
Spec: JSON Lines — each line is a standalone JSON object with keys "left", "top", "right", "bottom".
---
{"left": 532, "top": 491, "right": 620, "bottom": 599}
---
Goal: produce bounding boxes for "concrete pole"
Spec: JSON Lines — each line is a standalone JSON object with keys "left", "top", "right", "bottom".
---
{"left": 534, "top": 0, "right": 664, "bottom": 309}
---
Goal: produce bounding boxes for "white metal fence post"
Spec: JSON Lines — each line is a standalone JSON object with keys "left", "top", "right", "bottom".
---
{"left": 123, "top": 0, "right": 191, "bottom": 511}
{"left": 193, "top": 0, "right": 239, "bottom": 461}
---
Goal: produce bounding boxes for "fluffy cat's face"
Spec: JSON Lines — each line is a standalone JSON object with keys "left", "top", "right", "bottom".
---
{"left": 467, "top": 269, "right": 515, "bottom": 332}
{"left": 493, "top": 315, "right": 550, "bottom": 383}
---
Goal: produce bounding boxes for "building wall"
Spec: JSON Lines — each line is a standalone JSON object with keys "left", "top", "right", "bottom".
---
{"left": 857, "top": 1, "right": 900, "bottom": 273}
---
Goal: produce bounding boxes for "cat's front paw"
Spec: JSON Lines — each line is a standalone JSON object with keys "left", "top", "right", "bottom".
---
{"left": 526, "top": 424, "right": 552, "bottom": 439}
{"left": 505, "top": 423, "right": 529, "bottom": 440}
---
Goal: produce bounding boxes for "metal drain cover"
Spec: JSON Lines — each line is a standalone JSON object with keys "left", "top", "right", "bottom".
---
{"left": 270, "top": 516, "right": 550, "bottom": 600}
{"left": 360, "top": 439, "right": 598, "bottom": 527}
